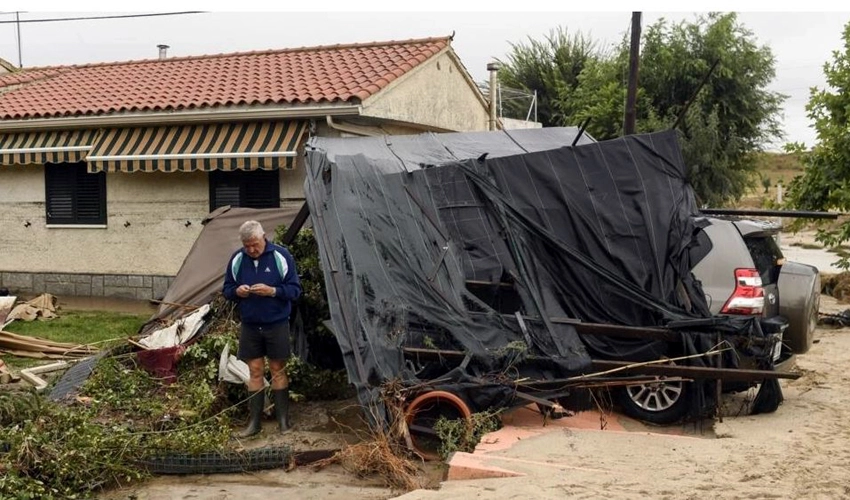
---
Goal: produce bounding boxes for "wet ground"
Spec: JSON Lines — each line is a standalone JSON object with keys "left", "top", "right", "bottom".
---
{"left": 99, "top": 397, "right": 445, "bottom": 500}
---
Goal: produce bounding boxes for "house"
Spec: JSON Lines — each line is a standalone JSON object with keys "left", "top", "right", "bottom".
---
{"left": 0, "top": 36, "right": 493, "bottom": 301}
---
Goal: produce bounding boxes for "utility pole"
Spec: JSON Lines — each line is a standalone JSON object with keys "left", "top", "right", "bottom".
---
{"left": 624, "top": 11, "right": 641, "bottom": 135}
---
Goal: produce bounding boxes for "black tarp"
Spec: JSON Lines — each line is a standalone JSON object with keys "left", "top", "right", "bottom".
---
{"left": 304, "top": 128, "right": 764, "bottom": 413}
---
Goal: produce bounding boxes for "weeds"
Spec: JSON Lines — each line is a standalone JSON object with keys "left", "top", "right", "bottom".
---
{"left": 433, "top": 410, "right": 501, "bottom": 461}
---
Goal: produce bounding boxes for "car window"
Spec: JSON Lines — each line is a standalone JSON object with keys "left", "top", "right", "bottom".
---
{"left": 744, "top": 236, "right": 782, "bottom": 285}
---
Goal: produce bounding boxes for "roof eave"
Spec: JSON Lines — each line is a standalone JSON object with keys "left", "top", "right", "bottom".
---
{"left": 0, "top": 103, "right": 363, "bottom": 132}
{"left": 444, "top": 48, "right": 491, "bottom": 113}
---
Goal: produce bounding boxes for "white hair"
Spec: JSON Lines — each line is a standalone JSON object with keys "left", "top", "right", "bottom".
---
{"left": 239, "top": 220, "right": 265, "bottom": 242}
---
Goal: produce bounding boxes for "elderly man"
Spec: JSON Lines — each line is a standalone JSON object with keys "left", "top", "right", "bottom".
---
{"left": 223, "top": 220, "right": 301, "bottom": 437}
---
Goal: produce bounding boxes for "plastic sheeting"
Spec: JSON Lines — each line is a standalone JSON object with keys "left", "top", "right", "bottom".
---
{"left": 218, "top": 342, "right": 269, "bottom": 387}
{"left": 138, "top": 304, "right": 211, "bottom": 349}
{"left": 304, "top": 128, "right": 761, "bottom": 411}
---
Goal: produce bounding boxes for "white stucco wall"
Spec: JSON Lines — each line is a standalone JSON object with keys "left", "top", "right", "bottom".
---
{"left": 361, "top": 51, "right": 489, "bottom": 132}
{"left": 0, "top": 167, "right": 208, "bottom": 275}
{"left": 280, "top": 151, "right": 307, "bottom": 200}
{"left": 0, "top": 166, "right": 304, "bottom": 276}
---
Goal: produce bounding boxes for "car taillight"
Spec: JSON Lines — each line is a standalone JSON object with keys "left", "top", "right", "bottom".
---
{"left": 720, "top": 268, "right": 765, "bottom": 315}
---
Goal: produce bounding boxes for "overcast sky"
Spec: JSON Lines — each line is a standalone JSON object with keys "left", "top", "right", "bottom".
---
{"left": 1, "top": 5, "right": 847, "bottom": 150}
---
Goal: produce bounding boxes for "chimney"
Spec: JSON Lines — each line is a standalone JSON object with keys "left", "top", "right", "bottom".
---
{"left": 487, "top": 62, "right": 500, "bottom": 131}
{"left": 157, "top": 44, "right": 170, "bottom": 60}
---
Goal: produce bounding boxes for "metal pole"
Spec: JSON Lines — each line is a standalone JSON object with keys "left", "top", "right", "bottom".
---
{"left": 498, "top": 82, "right": 503, "bottom": 119}
{"left": 487, "top": 62, "right": 500, "bottom": 131}
{"left": 532, "top": 89, "right": 539, "bottom": 121}
{"left": 15, "top": 12, "right": 22, "bottom": 67}
{"left": 623, "top": 11, "right": 641, "bottom": 135}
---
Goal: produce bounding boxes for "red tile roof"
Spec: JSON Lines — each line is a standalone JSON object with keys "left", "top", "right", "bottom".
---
{"left": 0, "top": 36, "right": 451, "bottom": 120}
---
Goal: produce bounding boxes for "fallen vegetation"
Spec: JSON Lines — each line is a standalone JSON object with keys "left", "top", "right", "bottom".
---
{"left": 434, "top": 410, "right": 502, "bottom": 461}
{"left": 0, "top": 303, "right": 237, "bottom": 499}
{"left": 0, "top": 226, "right": 358, "bottom": 498}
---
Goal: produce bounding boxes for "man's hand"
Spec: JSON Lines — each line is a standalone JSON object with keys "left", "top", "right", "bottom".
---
{"left": 236, "top": 284, "right": 251, "bottom": 298}
{"left": 249, "top": 283, "right": 276, "bottom": 297}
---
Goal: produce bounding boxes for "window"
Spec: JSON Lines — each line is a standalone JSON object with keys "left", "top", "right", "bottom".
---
{"left": 209, "top": 169, "right": 280, "bottom": 211}
{"left": 44, "top": 162, "right": 106, "bottom": 225}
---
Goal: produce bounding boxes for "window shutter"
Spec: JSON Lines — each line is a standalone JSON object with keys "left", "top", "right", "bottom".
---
{"left": 213, "top": 184, "right": 242, "bottom": 210}
{"left": 45, "top": 163, "right": 106, "bottom": 224}
{"left": 209, "top": 170, "right": 280, "bottom": 211}
{"left": 45, "top": 166, "right": 76, "bottom": 222}
{"left": 243, "top": 170, "right": 280, "bottom": 208}
{"left": 75, "top": 169, "right": 106, "bottom": 222}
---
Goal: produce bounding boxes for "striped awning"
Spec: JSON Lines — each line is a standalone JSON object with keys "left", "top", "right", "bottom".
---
{"left": 0, "top": 129, "right": 100, "bottom": 166}
{"left": 86, "top": 121, "right": 308, "bottom": 173}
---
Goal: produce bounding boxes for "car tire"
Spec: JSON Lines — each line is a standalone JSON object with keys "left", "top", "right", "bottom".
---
{"left": 616, "top": 377, "right": 691, "bottom": 425}
{"left": 779, "top": 263, "right": 820, "bottom": 355}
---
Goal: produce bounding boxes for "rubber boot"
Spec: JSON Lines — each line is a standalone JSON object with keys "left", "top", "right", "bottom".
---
{"left": 272, "top": 388, "right": 291, "bottom": 433}
{"left": 235, "top": 390, "right": 264, "bottom": 438}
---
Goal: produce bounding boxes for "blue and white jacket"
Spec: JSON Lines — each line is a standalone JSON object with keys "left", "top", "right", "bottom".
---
{"left": 222, "top": 240, "right": 301, "bottom": 326}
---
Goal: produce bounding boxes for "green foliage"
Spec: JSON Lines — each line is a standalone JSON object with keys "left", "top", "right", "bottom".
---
{"left": 274, "top": 226, "right": 331, "bottom": 340}
{"left": 433, "top": 411, "right": 502, "bottom": 461}
{"left": 285, "top": 355, "right": 352, "bottom": 401}
{"left": 272, "top": 225, "right": 351, "bottom": 399}
{"left": 0, "top": 399, "right": 146, "bottom": 499}
{"left": 182, "top": 328, "right": 239, "bottom": 383}
{"left": 496, "top": 27, "right": 606, "bottom": 127}
{"left": 496, "top": 13, "right": 785, "bottom": 207}
{"left": 0, "top": 337, "right": 234, "bottom": 498}
{"left": 786, "top": 21, "right": 850, "bottom": 268}
{"left": 640, "top": 13, "right": 783, "bottom": 206}
{"left": 562, "top": 56, "right": 629, "bottom": 139}
{"left": 493, "top": 340, "right": 529, "bottom": 369}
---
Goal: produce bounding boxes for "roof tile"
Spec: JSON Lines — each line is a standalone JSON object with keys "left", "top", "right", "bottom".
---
{"left": 0, "top": 36, "right": 451, "bottom": 120}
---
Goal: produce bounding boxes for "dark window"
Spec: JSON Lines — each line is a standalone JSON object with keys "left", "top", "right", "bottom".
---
{"left": 209, "top": 169, "right": 280, "bottom": 211}
{"left": 744, "top": 235, "right": 783, "bottom": 285}
{"left": 44, "top": 162, "right": 106, "bottom": 225}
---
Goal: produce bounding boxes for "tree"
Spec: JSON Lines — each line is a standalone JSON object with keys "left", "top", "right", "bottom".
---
{"left": 638, "top": 13, "right": 785, "bottom": 206}
{"left": 786, "top": 21, "right": 850, "bottom": 266}
{"left": 496, "top": 13, "right": 786, "bottom": 207}
{"left": 496, "top": 27, "right": 604, "bottom": 127}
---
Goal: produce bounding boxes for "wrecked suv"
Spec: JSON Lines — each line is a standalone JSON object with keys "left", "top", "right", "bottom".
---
{"left": 617, "top": 217, "right": 820, "bottom": 424}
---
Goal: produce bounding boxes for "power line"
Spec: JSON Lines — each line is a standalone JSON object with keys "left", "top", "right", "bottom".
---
{"left": 0, "top": 12, "right": 203, "bottom": 24}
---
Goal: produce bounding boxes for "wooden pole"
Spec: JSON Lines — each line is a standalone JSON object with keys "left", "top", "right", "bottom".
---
{"left": 624, "top": 12, "right": 642, "bottom": 135}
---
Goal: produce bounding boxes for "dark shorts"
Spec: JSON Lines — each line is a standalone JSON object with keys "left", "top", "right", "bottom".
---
{"left": 238, "top": 321, "right": 291, "bottom": 361}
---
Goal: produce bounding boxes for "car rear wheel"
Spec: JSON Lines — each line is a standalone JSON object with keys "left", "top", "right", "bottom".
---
{"left": 616, "top": 377, "right": 691, "bottom": 425}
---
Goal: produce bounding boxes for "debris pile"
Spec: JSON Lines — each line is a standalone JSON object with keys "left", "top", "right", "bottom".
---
{"left": 302, "top": 127, "right": 795, "bottom": 450}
